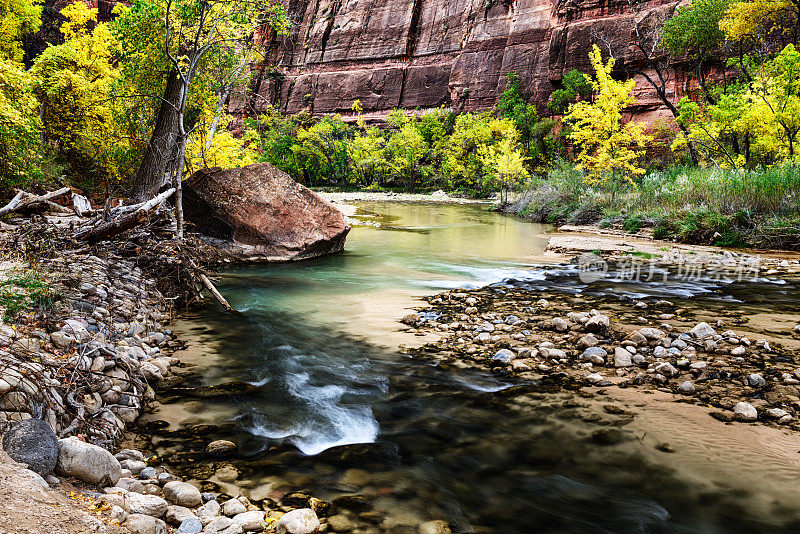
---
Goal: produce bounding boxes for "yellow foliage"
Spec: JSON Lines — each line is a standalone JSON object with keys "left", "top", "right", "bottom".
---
{"left": 566, "top": 45, "right": 651, "bottom": 189}
{"left": 719, "top": 0, "right": 797, "bottom": 43}
{"left": 0, "top": 0, "right": 41, "bottom": 62}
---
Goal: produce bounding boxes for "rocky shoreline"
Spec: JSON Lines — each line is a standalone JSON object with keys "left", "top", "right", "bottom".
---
{"left": 0, "top": 228, "right": 339, "bottom": 534}
{"left": 401, "top": 264, "right": 800, "bottom": 432}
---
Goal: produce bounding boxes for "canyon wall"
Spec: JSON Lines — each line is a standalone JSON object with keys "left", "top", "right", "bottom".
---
{"left": 237, "top": 0, "right": 691, "bottom": 121}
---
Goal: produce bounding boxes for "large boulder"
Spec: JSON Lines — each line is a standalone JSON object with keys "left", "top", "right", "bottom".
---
{"left": 2, "top": 419, "right": 59, "bottom": 475}
{"left": 184, "top": 163, "right": 350, "bottom": 261}
{"left": 56, "top": 436, "right": 121, "bottom": 485}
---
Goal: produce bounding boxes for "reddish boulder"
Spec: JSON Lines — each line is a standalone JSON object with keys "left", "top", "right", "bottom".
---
{"left": 183, "top": 163, "right": 350, "bottom": 261}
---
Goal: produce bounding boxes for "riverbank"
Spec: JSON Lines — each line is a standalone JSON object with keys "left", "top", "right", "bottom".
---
{"left": 401, "top": 269, "right": 800, "bottom": 432}
{"left": 0, "top": 220, "right": 336, "bottom": 533}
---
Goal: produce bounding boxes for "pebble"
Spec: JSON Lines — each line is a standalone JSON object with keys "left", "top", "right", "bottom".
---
{"left": 747, "top": 374, "right": 766, "bottom": 388}
{"left": 677, "top": 381, "right": 696, "bottom": 394}
{"left": 613, "top": 347, "right": 632, "bottom": 367}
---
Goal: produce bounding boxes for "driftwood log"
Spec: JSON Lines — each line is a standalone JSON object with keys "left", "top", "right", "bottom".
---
{"left": 82, "top": 188, "right": 175, "bottom": 242}
{"left": 0, "top": 187, "right": 72, "bottom": 216}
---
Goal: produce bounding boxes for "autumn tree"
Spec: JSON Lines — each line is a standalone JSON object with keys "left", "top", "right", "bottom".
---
{"left": 112, "top": 0, "right": 288, "bottom": 238}
{"left": 31, "top": 3, "right": 124, "bottom": 189}
{"left": 480, "top": 138, "right": 529, "bottom": 204}
{"left": 0, "top": 0, "right": 41, "bottom": 186}
{"left": 566, "top": 45, "right": 651, "bottom": 197}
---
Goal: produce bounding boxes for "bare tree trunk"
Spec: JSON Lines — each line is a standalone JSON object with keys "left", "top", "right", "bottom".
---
{"left": 131, "top": 70, "right": 184, "bottom": 202}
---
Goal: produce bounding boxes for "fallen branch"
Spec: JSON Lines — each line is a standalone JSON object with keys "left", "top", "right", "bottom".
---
{"left": 199, "top": 273, "right": 240, "bottom": 314}
{"left": 0, "top": 191, "right": 25, "bottom": 217}
{"left": 81, "top": 188, "right": 175, "bottom": 242}
{"left": 1, "top": 187, "right": 73, "bottom": 216}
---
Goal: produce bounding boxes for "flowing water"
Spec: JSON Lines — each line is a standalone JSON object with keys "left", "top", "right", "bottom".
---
{"left": 143, "top": 202, "right": 800, "bottom": 533}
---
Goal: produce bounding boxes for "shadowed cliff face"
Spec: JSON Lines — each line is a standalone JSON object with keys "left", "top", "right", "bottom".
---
{"left": 238, "top": 0, "right": 689, "bottom": 121}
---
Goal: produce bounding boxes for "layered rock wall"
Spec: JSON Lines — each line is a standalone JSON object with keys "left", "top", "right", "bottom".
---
{"left": 239, "top": 0, "right": 689, "bottom": 121}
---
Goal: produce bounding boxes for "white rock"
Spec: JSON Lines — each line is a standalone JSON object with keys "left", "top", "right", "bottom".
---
{"left": 124, "top": 513, "right": 168, "bottom": 534}
{"left": 677, "top": 381, "right": 695, "bottom": 394}
{"left": 163, "top": 480, "right": 202, "bottom": 508}
{"left": 127, "top": 493, "right": 168, "bottom": 518}
{"left": 276, "top": 508, "right": 320, "bottom": 534}
{"left": 166, "top": 505, "right": 195, "bottom": 526}
{"left": 734, "top": 402, "right": 758, "bottom": 422}
{"left": 62, "top": 319, "right": 90, "bottom": 343}
{"left": 232, "top": 510, "right": 266, "bottom": 531}
{"left": 197, "top": 499, "right": 221, "bottom": 521}
{"left": 55, "top": 436, "right": 121, "bottom": 485}
{"left": 222, "top": 498, "right": 247, "bottom": 517}
{"left": 689, "top": 322, "right": 716, "bottom": 339}
{"left": 613, "top": 347, "right": 632, "bottom": 367}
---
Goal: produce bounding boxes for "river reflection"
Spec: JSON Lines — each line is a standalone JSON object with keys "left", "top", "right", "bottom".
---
{"left": 141, "top": 202, "right": 800, "bottom": 533}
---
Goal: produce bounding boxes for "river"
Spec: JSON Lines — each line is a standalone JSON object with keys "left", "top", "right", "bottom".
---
{"left": 140, "top": 202, "right": 800, "bottom": 533}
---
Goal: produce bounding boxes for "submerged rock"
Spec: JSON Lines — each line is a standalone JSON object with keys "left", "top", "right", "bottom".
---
{"left": 184, "top": 163, "right": 350, "bottom": 261}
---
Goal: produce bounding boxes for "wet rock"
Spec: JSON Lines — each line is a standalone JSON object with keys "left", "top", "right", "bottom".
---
{"left": 1, "top": 419, "right": 59, "bottom": 475}
{"left": 677, "top": 381, "right": 696, "bottom": 395}
{"left": 734, "top": 402, "right": 758, "bottom": 422}
{"left": 401, "top": 314, "right": 420, "bottom": 326}
{"left": 56, "top": 436, "right": 121, "bottom": 485}
{"left": 491, "top": 349, "right": 515, "bottom": 365}
{"left": 327, "top": 514, "right": 355, "bottom": 532}
{"left": 747, "top": 374, "right": 766, "bottom": 388}
{"left": 124, "top": 513, "right": 168, "bottom": 534}
{"left": 276, "top": 508, "right": 320, "bottom": 534}
{"left": 419, "top": 520, "right": 452, "bottom": 534}
{"left": 690, "top": 322, "right": 717, "bottom": 339}
{"left": 206, "top": 440, "right": 237, "bottom": 457}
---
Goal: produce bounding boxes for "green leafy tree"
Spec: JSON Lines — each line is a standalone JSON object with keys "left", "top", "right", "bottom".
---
{"left": 291, "top": 116, "right": 351, "bottom": 185}
{"left": 385, "top": 122, "right": 429, "bottom": 191}
{"left": 547, "top": 70, "right": 593, "bottom": 114}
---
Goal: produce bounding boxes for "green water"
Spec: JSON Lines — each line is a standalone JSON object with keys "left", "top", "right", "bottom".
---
{"left": 144, "top": 201, "right": 800, "bottom": 534}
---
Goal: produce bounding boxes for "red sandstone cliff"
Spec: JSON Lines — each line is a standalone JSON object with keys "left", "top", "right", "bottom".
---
{"left": 237, "top": 0, "right": 692, "bottom": 122}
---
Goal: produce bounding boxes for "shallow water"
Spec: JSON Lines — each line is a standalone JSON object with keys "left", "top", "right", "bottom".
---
{"left": 146, "top": 202, "right": 800, "bottom": 533}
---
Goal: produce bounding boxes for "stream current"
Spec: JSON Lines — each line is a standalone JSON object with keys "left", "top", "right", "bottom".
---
{"left": 144, "top": 202, "right": 800, "bottom": 533}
